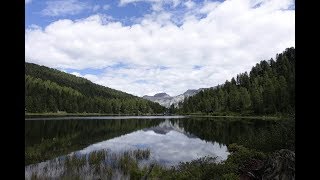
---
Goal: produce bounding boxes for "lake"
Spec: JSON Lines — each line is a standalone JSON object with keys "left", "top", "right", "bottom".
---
{"left": 25, "top": 116, "right": 295, "bottom": 179}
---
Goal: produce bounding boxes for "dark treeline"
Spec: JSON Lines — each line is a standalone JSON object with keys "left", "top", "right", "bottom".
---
{"left": 178, "top": 47, "right": 295, "bottom": 116}
{"left": 25, "top": 62, "right": 165, "bottom": 114}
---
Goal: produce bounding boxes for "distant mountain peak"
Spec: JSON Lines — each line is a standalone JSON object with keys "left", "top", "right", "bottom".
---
{"left": 154, "top": 93, "right": 171, "bottom": 98}
{"left": 142, "top": 89, "right": 204, "bottom": 108}
{"left": 183, "top": 89, "right": 198, "bottom": 95}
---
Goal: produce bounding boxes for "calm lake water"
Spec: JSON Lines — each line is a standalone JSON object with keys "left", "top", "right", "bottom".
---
{"left": 25, "top": 116, "right": 295, "bottom": 179}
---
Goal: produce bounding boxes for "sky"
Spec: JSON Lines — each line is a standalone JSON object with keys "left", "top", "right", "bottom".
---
{"left": 25, "top": 0, "right": 295, "bottom": 97}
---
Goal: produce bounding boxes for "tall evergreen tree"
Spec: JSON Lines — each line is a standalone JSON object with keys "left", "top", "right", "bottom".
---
{"left": 180, "top": 47, "right": 295, "bottom": 115}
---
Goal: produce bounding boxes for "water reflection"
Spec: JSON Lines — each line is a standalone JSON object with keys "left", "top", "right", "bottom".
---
{"left": 25, "top": 117, "right": 295, "bottom": 179}
{"left": 25, "top": 119, "right": 230, "bottom": 179}
{"left": 25, "top": 115, "right": 186, "bottom": 121}
{"left": 26, "top": 117, "right": 295, "bottom": 167}
{"left": 78, "top": 119, "right": 229, "bottom": 166}
{"left": 25, "top": 118, "right": 164, "bottom": 165}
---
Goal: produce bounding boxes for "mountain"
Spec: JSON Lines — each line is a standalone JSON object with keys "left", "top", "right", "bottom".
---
{"left": 25, "top": 62, "right": 166, "bottom": 114}
{"left": 154, "top": 93, "right": 171, "bottom": 98}
{"left": 142, "top": 89, "right": 203, "bottom": 108}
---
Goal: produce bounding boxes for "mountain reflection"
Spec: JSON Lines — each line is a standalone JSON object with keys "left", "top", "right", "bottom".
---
{"left": 143, "top": 119, "right": 189, "bottom": 135}
{"left": 78, "top": 119, "right": 229, "bottom": 166}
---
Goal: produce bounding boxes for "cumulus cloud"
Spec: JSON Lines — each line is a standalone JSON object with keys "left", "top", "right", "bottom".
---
{"left": 199, "top": 1, "right": 221, "bottom": 14}
{"left": 26, "top": 0, "right": 295, "bottom": 96}
{"left": 74, "top": 65, "right": 238, "bottom": 97}
{"left": 41, "top": 0, "right": 89, "bottom": 17}
{"left": 184, "top": 0, "right": 196, "bottom": 9}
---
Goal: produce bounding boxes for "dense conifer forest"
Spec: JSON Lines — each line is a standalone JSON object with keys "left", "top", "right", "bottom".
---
{"left": 177, "top": 47, "right": 295, "bottom": 116}
{"left": 25, "top": 63, "right": 166, "bottom": 114}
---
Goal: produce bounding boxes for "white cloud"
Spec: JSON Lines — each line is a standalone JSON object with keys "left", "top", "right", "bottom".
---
{"left": 119, "top": 0, "right": 182, "bottom": 11}
{"left": 41, "top": 0, "right": 89, "bottom": 17}
{"left": 184, "top": 0, "right": 195, "bottom": 9}
{"left": 119, "top": 0, "right": 180, "bottom": 6}
{"left": 76, "top": 65, "right": 238, "bottom": 97}
{"left": 71, "top": 72, "right": 82, "bottom": 77}
{"left": 26, "top": 0, "right": 295, "bottom": 96}
{"left": 199, "top": 1, "right": 221, "bottom": 14}
{"left": 103, "top": 4, "right": 111, "bottom": 10}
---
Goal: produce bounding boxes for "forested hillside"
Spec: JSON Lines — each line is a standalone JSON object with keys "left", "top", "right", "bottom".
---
{"left": 178, "top": 47, "right": 295, "bottom": 116}
{"left": 25, "top": 63, "right": 165, "bottom": 114}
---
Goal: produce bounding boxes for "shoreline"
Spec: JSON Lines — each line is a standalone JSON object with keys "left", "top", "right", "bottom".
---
{"left": 25, "top": 113, "right": 168, "bottom": 118}
{"left": 184, "top": 115, "right": 290, "bottom": 120}
{"left": 25, "top": 112, "right": 292, "bottom": 120}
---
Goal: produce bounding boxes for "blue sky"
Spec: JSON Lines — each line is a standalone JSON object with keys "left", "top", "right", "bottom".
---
{"left": 26, "top": 0, "right": 153, "bottom": 27}
{"left": 25, "top": 0, "right": 295, "bottom": 96}
{"left": 26, "top": 0, "right": 215, "bottom": 27}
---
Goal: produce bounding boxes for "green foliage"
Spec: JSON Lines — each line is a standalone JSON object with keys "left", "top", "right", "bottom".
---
{"left": 227, "top": 143, "right": 266, "bottom": 164}
{"left": 179, "top": 47, "right": 295, "bottom": 116}
{"left": 133, "top": 149, "right": 150, "bottom": 160}
{"left": 27, "top": 149, "right": 152, "bottom": 179}
{"left": 25, "top": 62, "right": 166, "bottom": 114}
{"left": 88, "top": 150, "right": 106, "bottom": 167}
{"left": 222, "top": 173, "right": 239, "bottom": 180}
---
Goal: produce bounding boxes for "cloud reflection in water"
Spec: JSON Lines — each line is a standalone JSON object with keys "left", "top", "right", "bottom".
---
{"left": 78, "top": 119, "right": 229, "bottom": 166}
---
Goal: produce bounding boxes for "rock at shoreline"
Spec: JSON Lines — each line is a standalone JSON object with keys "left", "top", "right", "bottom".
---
{"left": 239, "top": 149, "right": 295, "bottom": 180}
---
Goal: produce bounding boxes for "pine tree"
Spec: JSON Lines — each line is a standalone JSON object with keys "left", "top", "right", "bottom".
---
{"left": 239, "top": 87, "right": 251, "bottom": 111}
